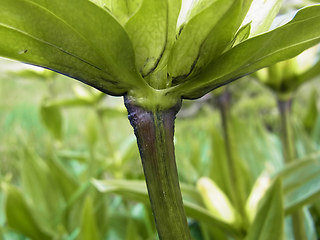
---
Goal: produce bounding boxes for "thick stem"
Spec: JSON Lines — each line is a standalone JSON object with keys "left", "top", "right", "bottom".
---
{"left": 124, "top": 96, "right": 191, "bottom": 240}
{"left": 277, "top": 98, "right": 307, "bottom": 240}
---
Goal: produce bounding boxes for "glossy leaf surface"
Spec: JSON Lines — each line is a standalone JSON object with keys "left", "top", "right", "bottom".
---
{"left": 0, "top": 0, "right": 145, "bottom": 95}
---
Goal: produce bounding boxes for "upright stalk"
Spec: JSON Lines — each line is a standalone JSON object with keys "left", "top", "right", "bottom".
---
{"left": 217, "top": 89, "right": 246, "bottom": 224}
{"left": 277, "top": 98, "right": 307, "bottom": 240}
{"left": 124, "top": 96, "right": 191, "bottom": 240}
{"left": 277, "top": 99, "right": 295, "bottom": 164}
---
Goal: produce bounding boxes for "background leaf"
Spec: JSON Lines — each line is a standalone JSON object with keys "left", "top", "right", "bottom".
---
{"left": 245, "top": 178, "right": 284, "bottom": 240}
{"left": 3, "top": 184, "right": 54, "bottom": 240}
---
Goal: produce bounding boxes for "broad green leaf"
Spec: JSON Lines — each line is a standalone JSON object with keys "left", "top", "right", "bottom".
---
{"left": 0, "top": 0, "right": 146, "bottom": 95}
{"left": 79, "top": 197, "right": 101, "bottom": 240}
{"left": 276, "top": 157, "right": 320, "bottom": 214}
{"left": 168, "top": 0, "right": 241, "bottom": 81}
{"left": 90, "top": 0, "right": 143, "bottom": 25}
{"left": 242, "top": 0, "right": 282, "bottom": 37}
{"left": 40, "top": 104, "right": 63, "bottom": 140}
{"left": 125, "top": 0, "right": 181, "bottom": 80}
{"left": 172, "top": 5, "right": 320, "bottom": 99}
{"left": 191, "top": 1, "right": 244, "bottom": 78}
{"left": 245, "top": 178, "right": 284, "bottom": 240}
{"left": 92, "top": 179, "right": 242, "bottom": 236}
{"left": 3, "top": 184, "right": 54, "bottom": 240}
{"left": 143, "top": 0, "right": 182, "bottom": 89}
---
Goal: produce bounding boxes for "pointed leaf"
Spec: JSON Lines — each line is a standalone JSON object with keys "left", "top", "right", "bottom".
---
{"left": 173, "top": 5, "right": 320, "bottom": 99}
{"left": 245, "top": 178, "right": 284, "bottom": 240}
{"left": 79, "top": 197, "right": 101, "bottom": 240}
{"left": 230, "top": 23, "right": 251, "bottom": 47}
{"left": 245, "top": 173, "right": 272, "bottom": 223}
{"left": 3, "top": 184, "right": 53, "bottom": 240}
{"left": 197, "top": 177, "right": 238, "bottom": 225}
{"left": 0, "top": 0, "right": 145, "bottom": 95}
{"left": 168, "top": 0, "right": 241, "bottom": 80}
{"left": 276, "top": 157, "right": 320, "bottom": 214}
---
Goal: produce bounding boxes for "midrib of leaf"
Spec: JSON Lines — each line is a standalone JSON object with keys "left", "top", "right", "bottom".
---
{"left": 0, "top": 23, "right": 118, "bottom": 83}
{"left": 21, "top": 0, "right": 111, "bottom": 71}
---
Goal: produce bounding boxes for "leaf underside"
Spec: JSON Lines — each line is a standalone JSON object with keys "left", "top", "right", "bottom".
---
{"left": 173, "top": 5, "right": 320, "bottom": 99}
{"left": 0, "top": 0, "right": 145, "bottom": 96}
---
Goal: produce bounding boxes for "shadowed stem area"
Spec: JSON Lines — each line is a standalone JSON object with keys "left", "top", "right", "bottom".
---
{"left": 124, "top": 96, "right": 191, "bottom": 240}
{"left": 277, "top": 98, "right": 307, "bottom": 240}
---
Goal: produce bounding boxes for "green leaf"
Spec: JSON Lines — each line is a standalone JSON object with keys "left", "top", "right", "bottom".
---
{"left": 245, "top": 178, "right": 284, "bottom": 240}
{"left": 196, "top": 177, "right": 238, "bottom": 225}
{"left": 125, "top": 0, "right": 181, "bottom": 79}
{"left": 0, "top": 0, "right": 145, "bottom": 95}
{"left": 242, "top": 0, "right": 282, "bottom": 37}
{"left": 92, "top": 179, "right": 242, "bottom": 236}
{"left": 230, "top": 23, "right": 251, "bottom": 47}
{"left": 90, "top": 0, "right": 143, "bottom": 25}
{"left": 20, "top": 149, "right": 65, "bottom": 227}
{"left": 173, "top": 5, "right": 320, "bottom": 99}
{"left": 40, "top": 104, "right": 63, "bottom": 140}
{"left": 3, "top": 184, "right": 54, "bottom": 240}
{"left": 79, "top": 197, "right": 101, "bottom": 240}
{"left": 297, "top": 58, "right": 320, "bottom": 84}
{"left": 46, "top": 157, "right": 79, "bottom": 201}
{"left": 168, "top": 0, "right": 242, "bottom": 81}
{"left": 276, "top": 157, "right": 320, "bottom": 214}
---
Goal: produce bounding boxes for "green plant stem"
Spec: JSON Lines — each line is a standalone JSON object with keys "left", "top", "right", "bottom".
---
{"left": 125, "top": 96, "right": 191, "bottom": 240}
{"left": 217, "top": 90, "right": 246, "bottom": 224}
{"left": 277, "top": 99, "right": 296, "bottom": 164}
{"left": 277, "top": 98, "right": 307, "bottom": 240}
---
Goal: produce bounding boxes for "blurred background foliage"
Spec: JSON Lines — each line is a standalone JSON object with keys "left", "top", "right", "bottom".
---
{"left": 1, "top": 1, "right": 320, "bottom": 240}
